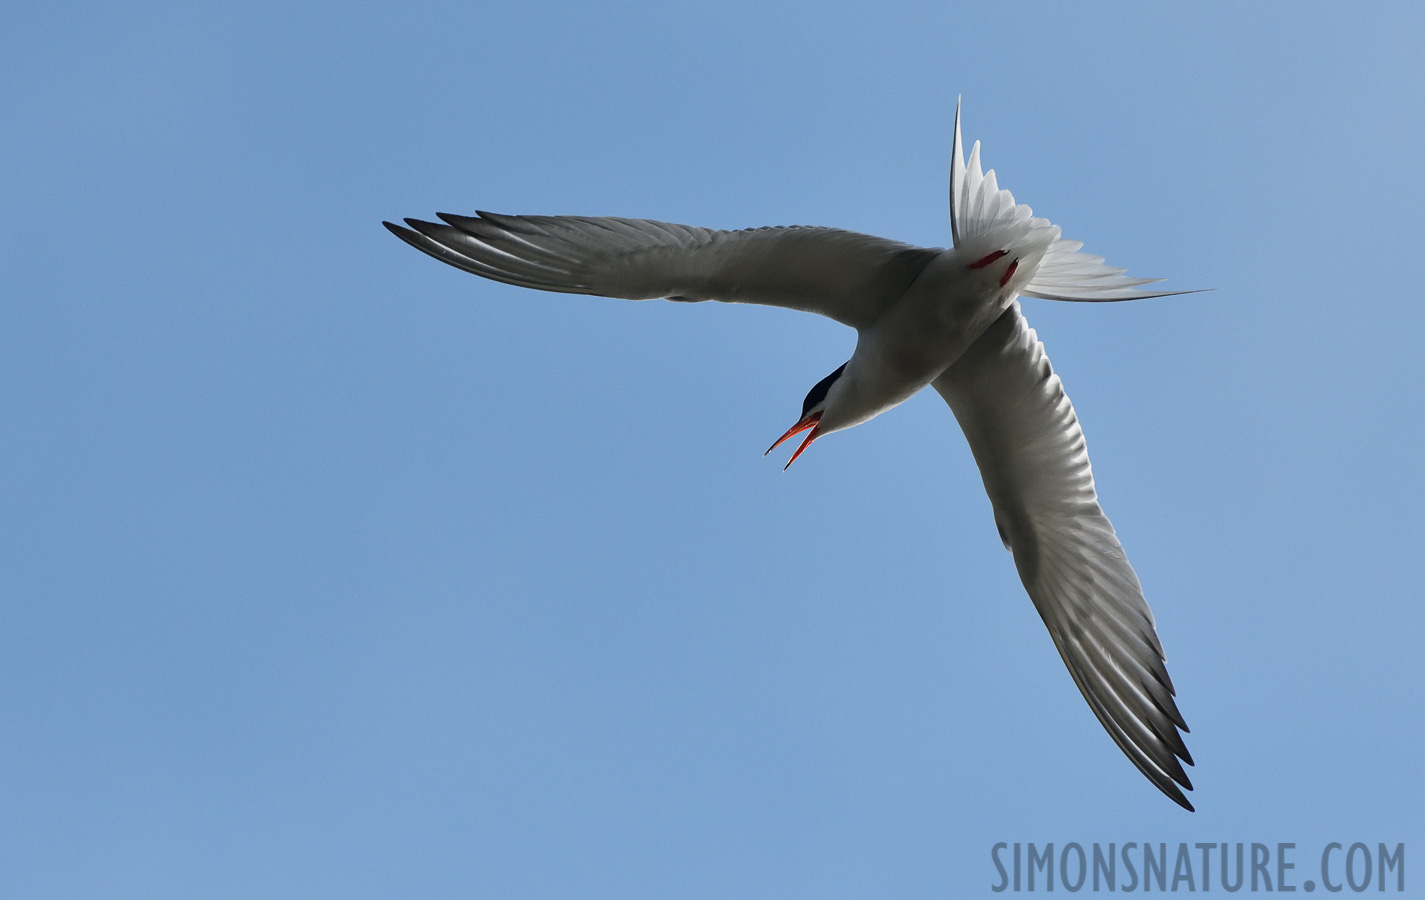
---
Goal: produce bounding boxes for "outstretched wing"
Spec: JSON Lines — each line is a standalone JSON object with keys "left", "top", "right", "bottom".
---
{"left": 950, "top": 99, "right": 1193, "bottom": 302}
{"left": 385, "top": 213, "right": 940, "bottom": 330}
{"left": 933, "top": 302, "right": 1194, "bottom": 810}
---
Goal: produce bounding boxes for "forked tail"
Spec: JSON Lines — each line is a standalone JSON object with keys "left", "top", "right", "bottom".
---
{"left": 951, "top": 98, "right": 1194, "bottom": 302}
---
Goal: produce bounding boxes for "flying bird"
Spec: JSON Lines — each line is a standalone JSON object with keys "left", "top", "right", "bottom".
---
{"left": 384, "top": 101, "right": 1197, "bottom": 810}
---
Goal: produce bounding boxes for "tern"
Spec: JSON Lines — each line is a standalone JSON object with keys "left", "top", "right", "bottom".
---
{"left": 384, "top": 101, "right": 1198, "bottom": 810}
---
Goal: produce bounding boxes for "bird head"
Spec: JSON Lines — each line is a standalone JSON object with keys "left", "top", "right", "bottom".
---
{"left": 765, "top": 362, "right": 847, "bottom": 470}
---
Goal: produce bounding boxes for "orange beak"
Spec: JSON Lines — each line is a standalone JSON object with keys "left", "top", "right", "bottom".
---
{"left": 764, "top": 411, "right": 823, "bottom": 470}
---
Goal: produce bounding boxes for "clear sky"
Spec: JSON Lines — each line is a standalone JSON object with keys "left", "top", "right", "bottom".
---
{"left": 3, "top": 1, "right": 1422, "bottom": 896}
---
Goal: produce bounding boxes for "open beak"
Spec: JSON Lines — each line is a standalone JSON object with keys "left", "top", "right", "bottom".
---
{"left": 764, "top": 411, "right": 822, "bottom": 470}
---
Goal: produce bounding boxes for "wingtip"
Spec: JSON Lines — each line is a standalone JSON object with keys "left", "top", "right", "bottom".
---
{"left": 436, "top": 211, "right": 482, "bottom": 234}
{"left": 384, "top": 219, "right": 423, "bottom": 244}
{"left": 1160, "top": 769, "right": 1196, "bottom": 812}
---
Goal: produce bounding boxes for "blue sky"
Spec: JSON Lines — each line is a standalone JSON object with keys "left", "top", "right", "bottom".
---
{"left": 3, "top": 1, "right": 1422, "bottom": 896}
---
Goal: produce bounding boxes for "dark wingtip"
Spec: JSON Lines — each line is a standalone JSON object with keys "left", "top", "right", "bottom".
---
{"left": 436, "top": 211, "right": 486, "bottom": 235}
{"left": 401, "top": 217, "right": 448, "bottom": 241}
{"left": 1163, "top": 766, "right": 1195, "bottom": 811}
{"left": 384, "top": 219, "right": 421, "bottom": 243}
{"left": 384, "top": 219, "right": 438, "bottom": 255}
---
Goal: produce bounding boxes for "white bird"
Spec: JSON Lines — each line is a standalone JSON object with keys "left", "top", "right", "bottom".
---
{"left": 384, "top": 101, "right": 1198, "bottom": 811}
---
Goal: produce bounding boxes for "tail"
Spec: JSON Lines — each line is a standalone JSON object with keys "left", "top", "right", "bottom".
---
{"left": 951, "top": 98, "right": 1194, "bottom": 302}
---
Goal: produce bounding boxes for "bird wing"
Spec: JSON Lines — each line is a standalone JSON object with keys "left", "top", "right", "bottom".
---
{"left": 932, "top": 301, "right": 1194, "bottom": 810}
{"left": 384, "top": 213, "right": 940, "bottom": 330}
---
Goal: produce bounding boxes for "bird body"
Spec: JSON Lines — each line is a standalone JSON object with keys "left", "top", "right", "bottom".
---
{"left": 828, "top": 243, "right": 1034, "bottom": 435}
{"left": 767, "top": 217, "right": 1088, "bottom": 459}
{"left": 385, "top": 100, "right": 1199, "bottom": 810}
